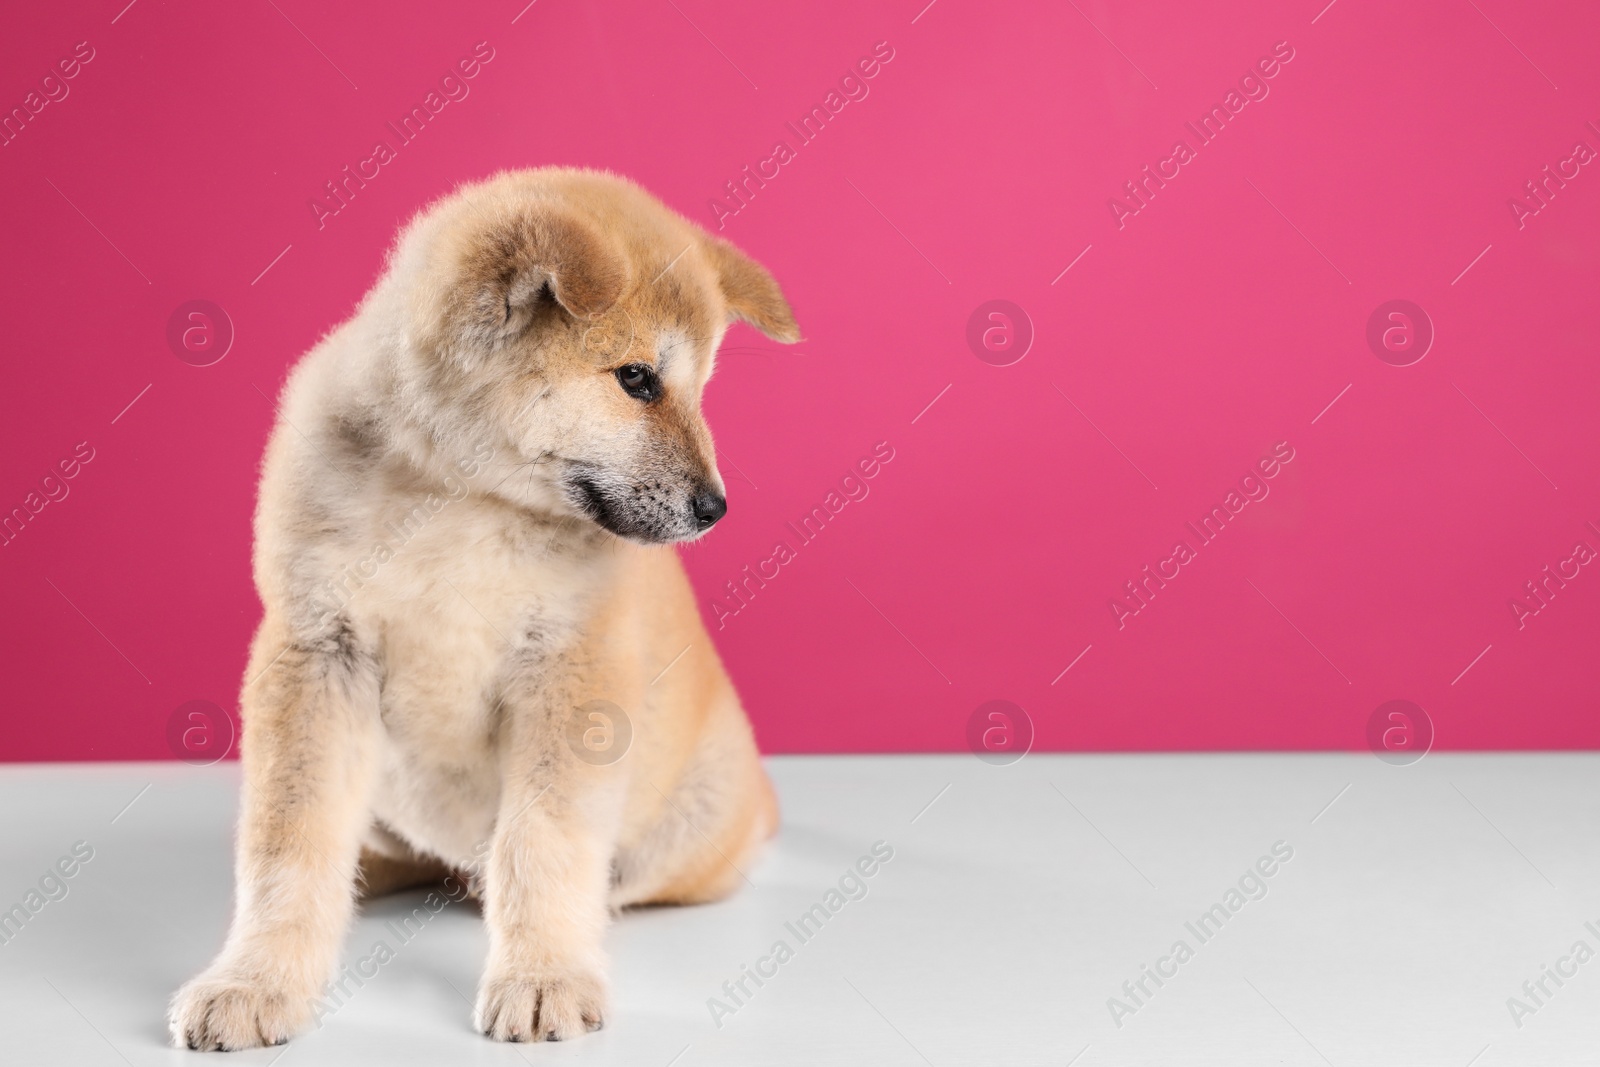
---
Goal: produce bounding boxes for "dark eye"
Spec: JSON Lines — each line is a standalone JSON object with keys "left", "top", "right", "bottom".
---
{"left": 615, "top": 363, "right": 660, "bottom": 402}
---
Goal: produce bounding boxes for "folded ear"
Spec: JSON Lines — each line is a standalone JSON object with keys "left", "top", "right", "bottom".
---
{"left": 700, "top": 236, "right": 800, "bottom": 343}
{"left": 431, "top": 204, "right": 632, "bottom": 355}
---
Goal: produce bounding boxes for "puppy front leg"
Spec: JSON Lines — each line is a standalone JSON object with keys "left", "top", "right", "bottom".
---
{"left": 169, "top": 631, "right": 380, "bottom": 1050}
{"left": 475, "top": 695, "right": 620, "bottom": 1042}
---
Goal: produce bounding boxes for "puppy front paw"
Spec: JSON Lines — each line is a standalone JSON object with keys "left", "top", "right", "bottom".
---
{"left": 475, "top": 965, "right": 607, "bottom": 1042}
{"left": 168, "top": 970, "right": 309, "bottom": 1051}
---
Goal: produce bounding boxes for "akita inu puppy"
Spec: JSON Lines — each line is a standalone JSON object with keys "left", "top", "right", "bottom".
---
{"left": 169, "top": 168, "right": 797, "bottom": 1049}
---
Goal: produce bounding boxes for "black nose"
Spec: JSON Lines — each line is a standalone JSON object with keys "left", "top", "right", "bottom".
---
{"left": 691, "top": 491, "right": 727, "bottom": 529}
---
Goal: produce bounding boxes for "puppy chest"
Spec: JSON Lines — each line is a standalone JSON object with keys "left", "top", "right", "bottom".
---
{"left": 361, "top": 510, "right": 580, "bottom": 735}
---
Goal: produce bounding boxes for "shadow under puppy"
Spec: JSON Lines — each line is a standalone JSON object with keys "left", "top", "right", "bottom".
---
{"left": 169, "top": 168, "right": 798, "bottom": 1049}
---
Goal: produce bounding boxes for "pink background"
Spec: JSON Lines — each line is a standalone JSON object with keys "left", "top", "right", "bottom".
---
{"left": 2, "top": 0, "right": 1597, "bottom": 761}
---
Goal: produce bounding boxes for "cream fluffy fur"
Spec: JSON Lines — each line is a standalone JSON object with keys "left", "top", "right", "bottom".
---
{"left": 168, "top": 169, "right": 797, "bottom": 1049}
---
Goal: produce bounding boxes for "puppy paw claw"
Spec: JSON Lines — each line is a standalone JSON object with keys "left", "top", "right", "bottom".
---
{"left": 475, "top": 967, "right": 607, "bottom": 1042}
{"left": 168, "top": 972, "right": 307, "bottom": 1051}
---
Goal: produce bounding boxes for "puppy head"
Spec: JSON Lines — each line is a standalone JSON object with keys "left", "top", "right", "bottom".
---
{"left": 398, "top": 169, "right": 798, "bottom": 544}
